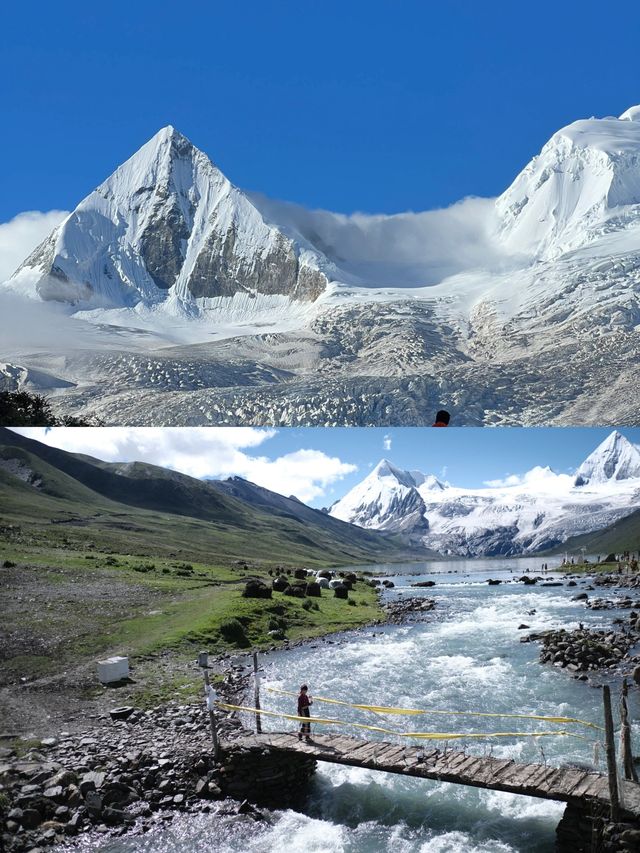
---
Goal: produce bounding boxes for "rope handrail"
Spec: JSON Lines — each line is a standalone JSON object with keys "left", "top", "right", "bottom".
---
{"left": 216, "top": 701, "right": 587, "bottom": 741}
{"left": 265, "top": 687, "right": 604, "bottom": 732}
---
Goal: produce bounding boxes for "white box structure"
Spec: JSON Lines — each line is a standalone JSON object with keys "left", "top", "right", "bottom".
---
{"left": 97, "top": 656, "right": 129, "bottom": 684}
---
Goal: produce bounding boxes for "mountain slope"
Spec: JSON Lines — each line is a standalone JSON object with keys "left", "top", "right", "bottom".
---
{"left": 496, "top": 108, "right": 640, "bottom": 259}
{"left": 557, "top": 508, "right": 640, "bottom": 555}
{"left": 9, "top": 127, "right": 329, "bottom": 309}
{"left": 3, "top": 108, "right": 640, "bottom": 427}
{"left": 0, "top": 427, "right": 417, "bottom": 565}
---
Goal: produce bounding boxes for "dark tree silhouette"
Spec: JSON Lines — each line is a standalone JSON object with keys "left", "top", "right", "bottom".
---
{"left": 0, "top": 391, "right": 103, "bottom": 426}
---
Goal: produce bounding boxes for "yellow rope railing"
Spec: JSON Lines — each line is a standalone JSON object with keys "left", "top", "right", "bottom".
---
{"left": 265, "top": 687, "right": 604, "bottom": 732}
{"left": 216, "top": 701, "right": 587, "bottom": 741}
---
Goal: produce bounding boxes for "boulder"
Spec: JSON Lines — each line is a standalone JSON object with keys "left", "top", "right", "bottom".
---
{"left": 284, "top": 585, "right": 306, "bottom": 598}
{"left": 243, "top": 579, "right": 272, "bottom": 599}
{"left": 80, "top": 771, "right": 105, "bottom": 796}
{"left": 109, "top": 706, "right": 135, "bottom": 721}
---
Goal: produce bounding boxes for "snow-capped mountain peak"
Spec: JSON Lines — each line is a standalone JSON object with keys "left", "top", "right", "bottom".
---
{"left": 574, "top": 431, "right": 640, "bottom": 485}
{"left": 9, "top": 126, "right": 330, "bottom": 309}
{"left": 371, "top": 458, "right": 418, "bottom": 488}
{"left": 330, "top": 432, "right": 640, "bottom": 556}
{"left": 496, "top": 107, "right": 640, "bottom": 259}
{"left": 619, "top": 105, "right": 640, "bottom": 122}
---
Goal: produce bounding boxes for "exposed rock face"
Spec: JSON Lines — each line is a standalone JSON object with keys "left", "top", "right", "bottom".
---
{"left": 188, "top": 225, "right": 326, "bottom": 300}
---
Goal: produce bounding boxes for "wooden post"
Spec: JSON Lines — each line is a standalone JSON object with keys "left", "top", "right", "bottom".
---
{"left": 201, "top": 664, "right": 219, "bottom": 761}
{"left": 253, "top": 650, "right": 262, "bottom": 734}
{"left": 620, "top": 679, "right": 638, "bottom": 782}
{"left": 603, "top": 684, "right": 620, "bottom": 823}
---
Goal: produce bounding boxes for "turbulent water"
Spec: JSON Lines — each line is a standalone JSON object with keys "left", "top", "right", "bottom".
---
{"left": 74, "top": 558, "right": 640, "bottom": 853}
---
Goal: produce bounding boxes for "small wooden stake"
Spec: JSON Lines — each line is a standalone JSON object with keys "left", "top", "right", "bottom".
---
{"left": 201, "top": 665, "right": 219, "bottom": 760}
{"left": 253, "top": 650, "right": 262, "bottom": 734}
{"left": 603, "top": 684, "right": 620, "bottom": 823}
{"left": 620, "top": 679, "right": 638, "bottom": 782}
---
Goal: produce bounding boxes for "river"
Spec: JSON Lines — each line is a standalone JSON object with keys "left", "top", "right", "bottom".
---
{"left": 72, "top": 557, "right": 640, "bottom": 853}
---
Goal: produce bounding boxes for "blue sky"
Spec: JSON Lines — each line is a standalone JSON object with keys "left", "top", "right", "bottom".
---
{"left": 3, "top": 1, "right": 640, "bottom": 222}
{"left": 265, "top": 427, "right": 640, "bottom": 504}
{"left": 13, "top": 426, "right": 640, "bottom": 508}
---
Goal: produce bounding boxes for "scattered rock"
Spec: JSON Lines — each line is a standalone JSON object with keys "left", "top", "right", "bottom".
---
{"left": 110, "top": 706, "right": 136, "bottom": 721}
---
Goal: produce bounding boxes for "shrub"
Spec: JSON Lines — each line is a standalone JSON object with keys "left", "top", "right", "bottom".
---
{"left": 219, "top": 618, "right": 249, "bottom": 646}
{"left": 347, "top": 599, "right": 356, "bottom": 606}
{"left": 0, "top": 390, "right": 103, "bottom": 426}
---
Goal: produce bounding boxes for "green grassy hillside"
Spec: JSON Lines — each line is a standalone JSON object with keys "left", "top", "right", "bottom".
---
{"left": 557, "top": 508, "right": 640, "bottom": 556}
{"left": 0, "top": 428, "right": 417, "bottom": 566}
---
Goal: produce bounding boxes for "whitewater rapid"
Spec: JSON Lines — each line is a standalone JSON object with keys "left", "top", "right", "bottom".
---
{"left": 67, "top": 558, "right": 640, "bottom": 853}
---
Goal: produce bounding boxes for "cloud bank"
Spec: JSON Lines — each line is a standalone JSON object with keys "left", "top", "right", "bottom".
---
{"left": 10, "top": 427, "right": 357, "bottom": 503}
{"left": 251, "top": 193, "right": 509, "bottom": 286}
{"left": 484, "top": 465, "right": 575, "bottom": 492}
{"left": 0, "top": 210, "right": 68, "bottom": 283}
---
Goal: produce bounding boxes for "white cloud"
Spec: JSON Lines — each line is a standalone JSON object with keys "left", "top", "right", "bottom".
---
{"left": 484, "top": 465, "right": 575, "bottom": 493}
{"left": 0, "top": 210, "right": 68, "bottom": 283}
{"left": 250, "top": 193, "right": 511, "bottom": 287}
{"left": 383, "top": 434, "right": 392, "bottom": 451}
{"left": 10, "top": 427, "right": 357, "bottom": 503}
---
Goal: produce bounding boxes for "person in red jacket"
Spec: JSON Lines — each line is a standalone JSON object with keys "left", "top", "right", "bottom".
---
{"left": 297, "top": 684, "right": 313, "bottom": 741}
{"left": 433, "top": 410, "right": 450, "bottom": 427}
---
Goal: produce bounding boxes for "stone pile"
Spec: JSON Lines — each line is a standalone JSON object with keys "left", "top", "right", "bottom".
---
{"left": 531, "top": 627, "right": 636, "bottom": 676}
{"left": 384, "top": 597, "right": 436, "bottom": 623}
{"left": 594, "top": 574, "right": 640, "bottom": 591}
{"left": 587, "top": 596, "right": 640, "bottom": 611}
{"left": 557, "top": 803, "right": 640, "bottom": 852}
{"left": 216, "top": 742, "right": 316, "bottom": 807}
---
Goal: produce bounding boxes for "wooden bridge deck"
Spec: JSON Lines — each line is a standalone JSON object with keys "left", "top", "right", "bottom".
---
{"left": 235, "top": 732, "right": 640, "bottom": 817}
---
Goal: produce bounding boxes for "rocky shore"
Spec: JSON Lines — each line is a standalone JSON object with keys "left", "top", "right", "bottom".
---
{"left": 0, "top": 667, "right": 261, "bottom": 852}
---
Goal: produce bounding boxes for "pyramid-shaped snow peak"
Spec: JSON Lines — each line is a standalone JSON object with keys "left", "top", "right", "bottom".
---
{"left": 496, "top": 107, "right": 640, "bottom": 259}
{"left": 575, "top": 431, "right": 640, "bottom": 485}
{"left": 371, "top": 459, "right": 419, "bottom": 488}
{"left": 9, "top": 126, "right": 329, "bottom": 308}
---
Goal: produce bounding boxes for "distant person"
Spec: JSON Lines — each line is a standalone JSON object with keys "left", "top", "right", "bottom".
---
{"left": 297, "top": 684, "right": 313, "bottom": 742}
{"left": 433, "top": 410, "right": 450, "bottom": 427}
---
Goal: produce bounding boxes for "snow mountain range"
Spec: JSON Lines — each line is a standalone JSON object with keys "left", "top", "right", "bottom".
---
{"left": 329, "top": 432, "right": 640, "bottom": 556}
{"left": 3, "top": 107, "right": 640, "bottom": 425}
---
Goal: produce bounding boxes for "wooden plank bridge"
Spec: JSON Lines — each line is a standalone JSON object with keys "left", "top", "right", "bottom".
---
{"left": 234, "top": 731, "right": 640, "bottom": 818}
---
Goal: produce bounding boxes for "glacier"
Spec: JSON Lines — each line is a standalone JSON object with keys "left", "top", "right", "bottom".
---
{"left": 329, "top": 432, "right": 640, "bottom": 556}
{"left": 2, "top": 108, "right": 640, "bottom": 425}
